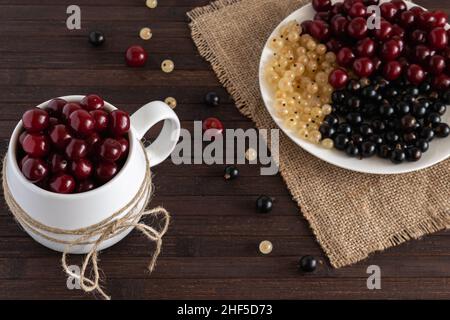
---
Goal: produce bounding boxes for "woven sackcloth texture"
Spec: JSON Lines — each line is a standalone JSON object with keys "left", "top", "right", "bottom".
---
{"left": 188, "top": 0, "right": 450, "bottom": 267}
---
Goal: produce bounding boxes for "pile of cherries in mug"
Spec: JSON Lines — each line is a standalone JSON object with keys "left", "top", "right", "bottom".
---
{"left": 17, "top": 95, "right": 130, "bottom": 194}
{"left": 303, "top": 0, "right": 450, "bottom": 163}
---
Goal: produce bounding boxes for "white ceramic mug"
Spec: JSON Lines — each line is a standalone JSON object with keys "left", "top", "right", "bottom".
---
{"left": 5, "top": 95, "right": 181, "bottom": 253}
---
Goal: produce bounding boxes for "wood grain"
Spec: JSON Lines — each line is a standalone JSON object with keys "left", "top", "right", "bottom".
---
{"left": 0, "top": 0, "right": 449, "bottom": 299}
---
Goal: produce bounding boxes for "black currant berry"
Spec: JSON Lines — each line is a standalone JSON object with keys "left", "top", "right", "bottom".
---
{"left": 390, "top": 146, "right": 406, "bottom": 164}
{"left": 88, "top": 31, "right": 105, "bottom": 47}
{"left": 337, "top": 123, "right": 352, "bottom": 135}
{"left": 333, "top": 134, "right": 350, "bottom": 150}
{"left": 415, "top": 139, "right": 429, "bottom": 152}
{"left": 360, "top": 141, "right": 376, "bottom": 157}
{"left": 256, "top": 195, "right": 273, "bottom": 214}
{"left": 299, "top": 255, "right": 317, "bottom": 272}
{"left": 319, "top": 123, "right": 336, "bottom": 139}
{"left": 420, "top": 127, "right": 435, "bottom": 141}
{"left": 324, "top": 114, "right": 339, "bottom": 126}
{"left": 345, "top": 142, "right": 360, "bottom": 157}
{"left": 432, "top": 102, "right": 447, "bottom": 115}
{"left": 406, "top": 147, "right": 422, "bottom": 162}
{"left": 224, "top": 166, "right": 239, "bottom": 180}
{"left": 346, "top": 112, "right": 363, "bottom": 125}
{"left": 205, "top": 92, "right": 220, "bottom": 107}
{"left": 435, "top": 123, "right": 450, "bottom": 138}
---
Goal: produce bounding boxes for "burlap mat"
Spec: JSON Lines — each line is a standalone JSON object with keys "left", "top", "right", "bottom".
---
{"left": 188, "top": 0, "right": 450, "bottom": 267}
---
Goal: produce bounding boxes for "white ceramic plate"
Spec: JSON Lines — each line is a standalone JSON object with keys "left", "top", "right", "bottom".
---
{"left": 259, "top": 0, "right": 450, "bottom": 174}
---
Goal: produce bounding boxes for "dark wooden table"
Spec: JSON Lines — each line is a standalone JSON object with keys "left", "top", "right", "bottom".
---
{"left": 0, "top": 0, "right": 449, "bottom": 300}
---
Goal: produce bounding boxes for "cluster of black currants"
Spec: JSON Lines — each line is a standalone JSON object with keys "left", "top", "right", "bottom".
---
{"left": 319, "top": 75, "right": 450, "bottom": 164}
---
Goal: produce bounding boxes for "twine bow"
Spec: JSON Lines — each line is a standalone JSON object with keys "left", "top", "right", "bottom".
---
{"left": 2, "top": 144, "right": 170, "bottom": 300}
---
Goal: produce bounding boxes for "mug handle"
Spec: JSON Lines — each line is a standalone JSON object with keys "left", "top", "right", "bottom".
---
{"left": 130, "top": 101, "right": 181, "bottom": 167}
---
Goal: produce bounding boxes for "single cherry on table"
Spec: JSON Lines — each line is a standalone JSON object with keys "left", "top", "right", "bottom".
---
{"left": 17, "top": 95, "right": 131, "bottom": 194}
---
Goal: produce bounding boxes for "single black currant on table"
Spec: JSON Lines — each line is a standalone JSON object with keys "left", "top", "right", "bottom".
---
{"left": 299, "top": 255, "right": 317, "bottom": 273}
{"left": 88, "top": 31, "right": 105, "bottom": 47}
{"left": 224, "top": 166, "right": 239, "bottom": 180}
{"left": 256, "top": 195, "right": 273, "bottom": 214}
{"left": 204, "top": 92, "right": 220, "bottom": 107}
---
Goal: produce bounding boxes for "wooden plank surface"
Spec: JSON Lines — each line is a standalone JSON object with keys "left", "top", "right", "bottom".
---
{"left": 0, "top": 0, "right": 449, "bottom": 300}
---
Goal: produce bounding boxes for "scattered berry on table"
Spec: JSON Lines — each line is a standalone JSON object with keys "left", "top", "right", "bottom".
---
{"left": 165, "top": 97, "right": 177, "bottom": 109}
{"left": 259, "top": 240, "right": 273, "bottom": 255}
{"left": 299, "top": 255, "right": 318, "bottom": 272}
{"left": 204, "top": 92, "right": 220, "bottom": 107}
{"left": 125, "top": 45, "right": 148, "bottom": 67}
{"left": 88, "top": 31, "right": 105, "bottom": 47}
{"left": 224, "top": 166, "right": 239, "bottom": 180}
{"left": 139, "top": 27, "right": 153, "bottom": 40}
{"left": 146, "top": 0, "right": 158, "bottom": 9}
{"left": 161, "top": 59, "right": 175, "bottom": 73}
{"left": 256, "top": 195, "right": 273, "bottom": 214}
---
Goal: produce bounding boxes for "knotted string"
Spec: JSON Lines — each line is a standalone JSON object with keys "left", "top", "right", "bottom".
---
{"left": 2, "top": 144, "right": 170, "bottom": 300}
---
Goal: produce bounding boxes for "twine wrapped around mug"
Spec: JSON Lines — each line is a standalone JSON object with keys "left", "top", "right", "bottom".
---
{"left": 1, "top": 144, "right": 170, "bottom": 300}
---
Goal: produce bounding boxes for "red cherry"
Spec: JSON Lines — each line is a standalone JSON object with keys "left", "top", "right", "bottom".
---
{"left": 409, "top": 29, "right": 426, "bottom": 45}
{"left": 356, "top": 38, "right": 375, "bottom": 57}
{"left": 343, "top": 0, "right": 362, "bottom": 13}
{"left": 413, "top": 45, "right": 432, "bottom": 62}
{"left": 46, "top": 98, "right": 67, "bottom": 115}
{"left": 22, "top": 134, "right": 50, "bottom": 158}
{"left": 410, "top": 7, "right": 425, "bottom": 16}
{"left": 372, "top": 57, "right": 382, "bottom": 71}
{"left": 19, "top": 154, "right": 30, "bottom": 170}
{"left": 429, "top": 27, "right": 448, "bottom": 50}
{"left": 99, "top": 138, "right": 122, "bottom": 162}
{"left": 301, "top": 20, "right": 313, "bottom": 34}
{"left": 392, "top": 0, "right": 407, "bottom": 12}
{"left": 418, "top": 11, "right": 437, "bottom": 30}
{"left": 62, "top": 103, "right": 82, "bottom": 121}
{"left": 309, "top": 20, "right": 330, "bottom": 41}
{"left": 380, "top": 40, "right": 401, "bottom": 61}
{"left": 77, "top": 179, "right": 96, "bottom": 193}
{"left": 125, "top": 45, "right": 148, "bottom": 67}
{"left": 433, "top": 74, "right": 450, "bottom": 90}
{"left": 312, "top": 0, "right": 331, "bottom": 12}
{"left": 71, "top": 158, "right": 93, "bottom": 181}
{"left": 19, "top": 131, "right": 27, "bottom": 146}
{"left": 68, "top": 109, "right": 95, "bottom": 136}
{"left": 80, "top": 94, "right": 104, "bottom": 111}
{"left": 347, "top": 17, "right": 368, "bottom": 39}
{"left": 21, "top": 158, "right": 48, "bottom": 183}
{"left": 117, "top": 137, "right": 129, "bottom": 160}
{"left": 65, "top": 138, "right": 88, "bottom": 160}
{"left": 86, "top": 133, "right": 101, "bottom": 151}
{"left": 383, "top": 61, "right": 402, "bottom": 80}
{"left": 429, "top": 55, "right": 446, "bottom": 75}
{"left": 330, "top": 15, "right": 348, "bottom": 35}
{"left": 353, "top": 57, "right": 375, "bottom": 77}
{"left": 50, "top": 153, "right": 69, "bottom": 174}
{"left": 48, "top": 117, "right": 58, "bottom": 128}
{"left": 95, "top": 161, "right": 118, "bottom": 183}
{"left": 328, "top": 68, "right": 349, "bottom": 89}
{"left": 22, "top": 109, "right": 49, "bottom": 133}
{"left": 349, "top": 2, "right": 366, "bottom": 17}
{"left": 331, "top": 3, "right": 345, "bottom": 15}
{"left": 49, "top": 174, "right": 76, "bottom": 194}
{"left": 314, "top": 12, "right": 331, "bottom": 22}
{"left": 203, "top": 117, "right": 224, "bottom": 138}
{"left": 49, "top": 124, "right": 72, "bottom": 150}
{"left": 391, "top": 36, "right": 404, "bottom": 51}
{"left": 380, "top": 2, "right": 398, "bottom": 21}
{"left": 337, "top": 47, "right": 355, "bottom": 67}
{"left": 326, "top": 38, "right": 343, "bottom": 52}
{"left": 399, "top": 11, "right": 416, "bottom": 29}
{"left": 373, "top": 20, "right": 393, "bottom": 41}
{"left": 434, "top": 11, "right": 448, "bottom": 28}
{"left": 391, "top": 24, "right": 405, "bottom": 38}
{"left": 90, "top": 109, "right": 109, "bottom": 132}
{"left": 109, "top": 110, "right": 130, "bottom": 136}
{"left": 407, "top": 64, "right": 425, "bottom": 85}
